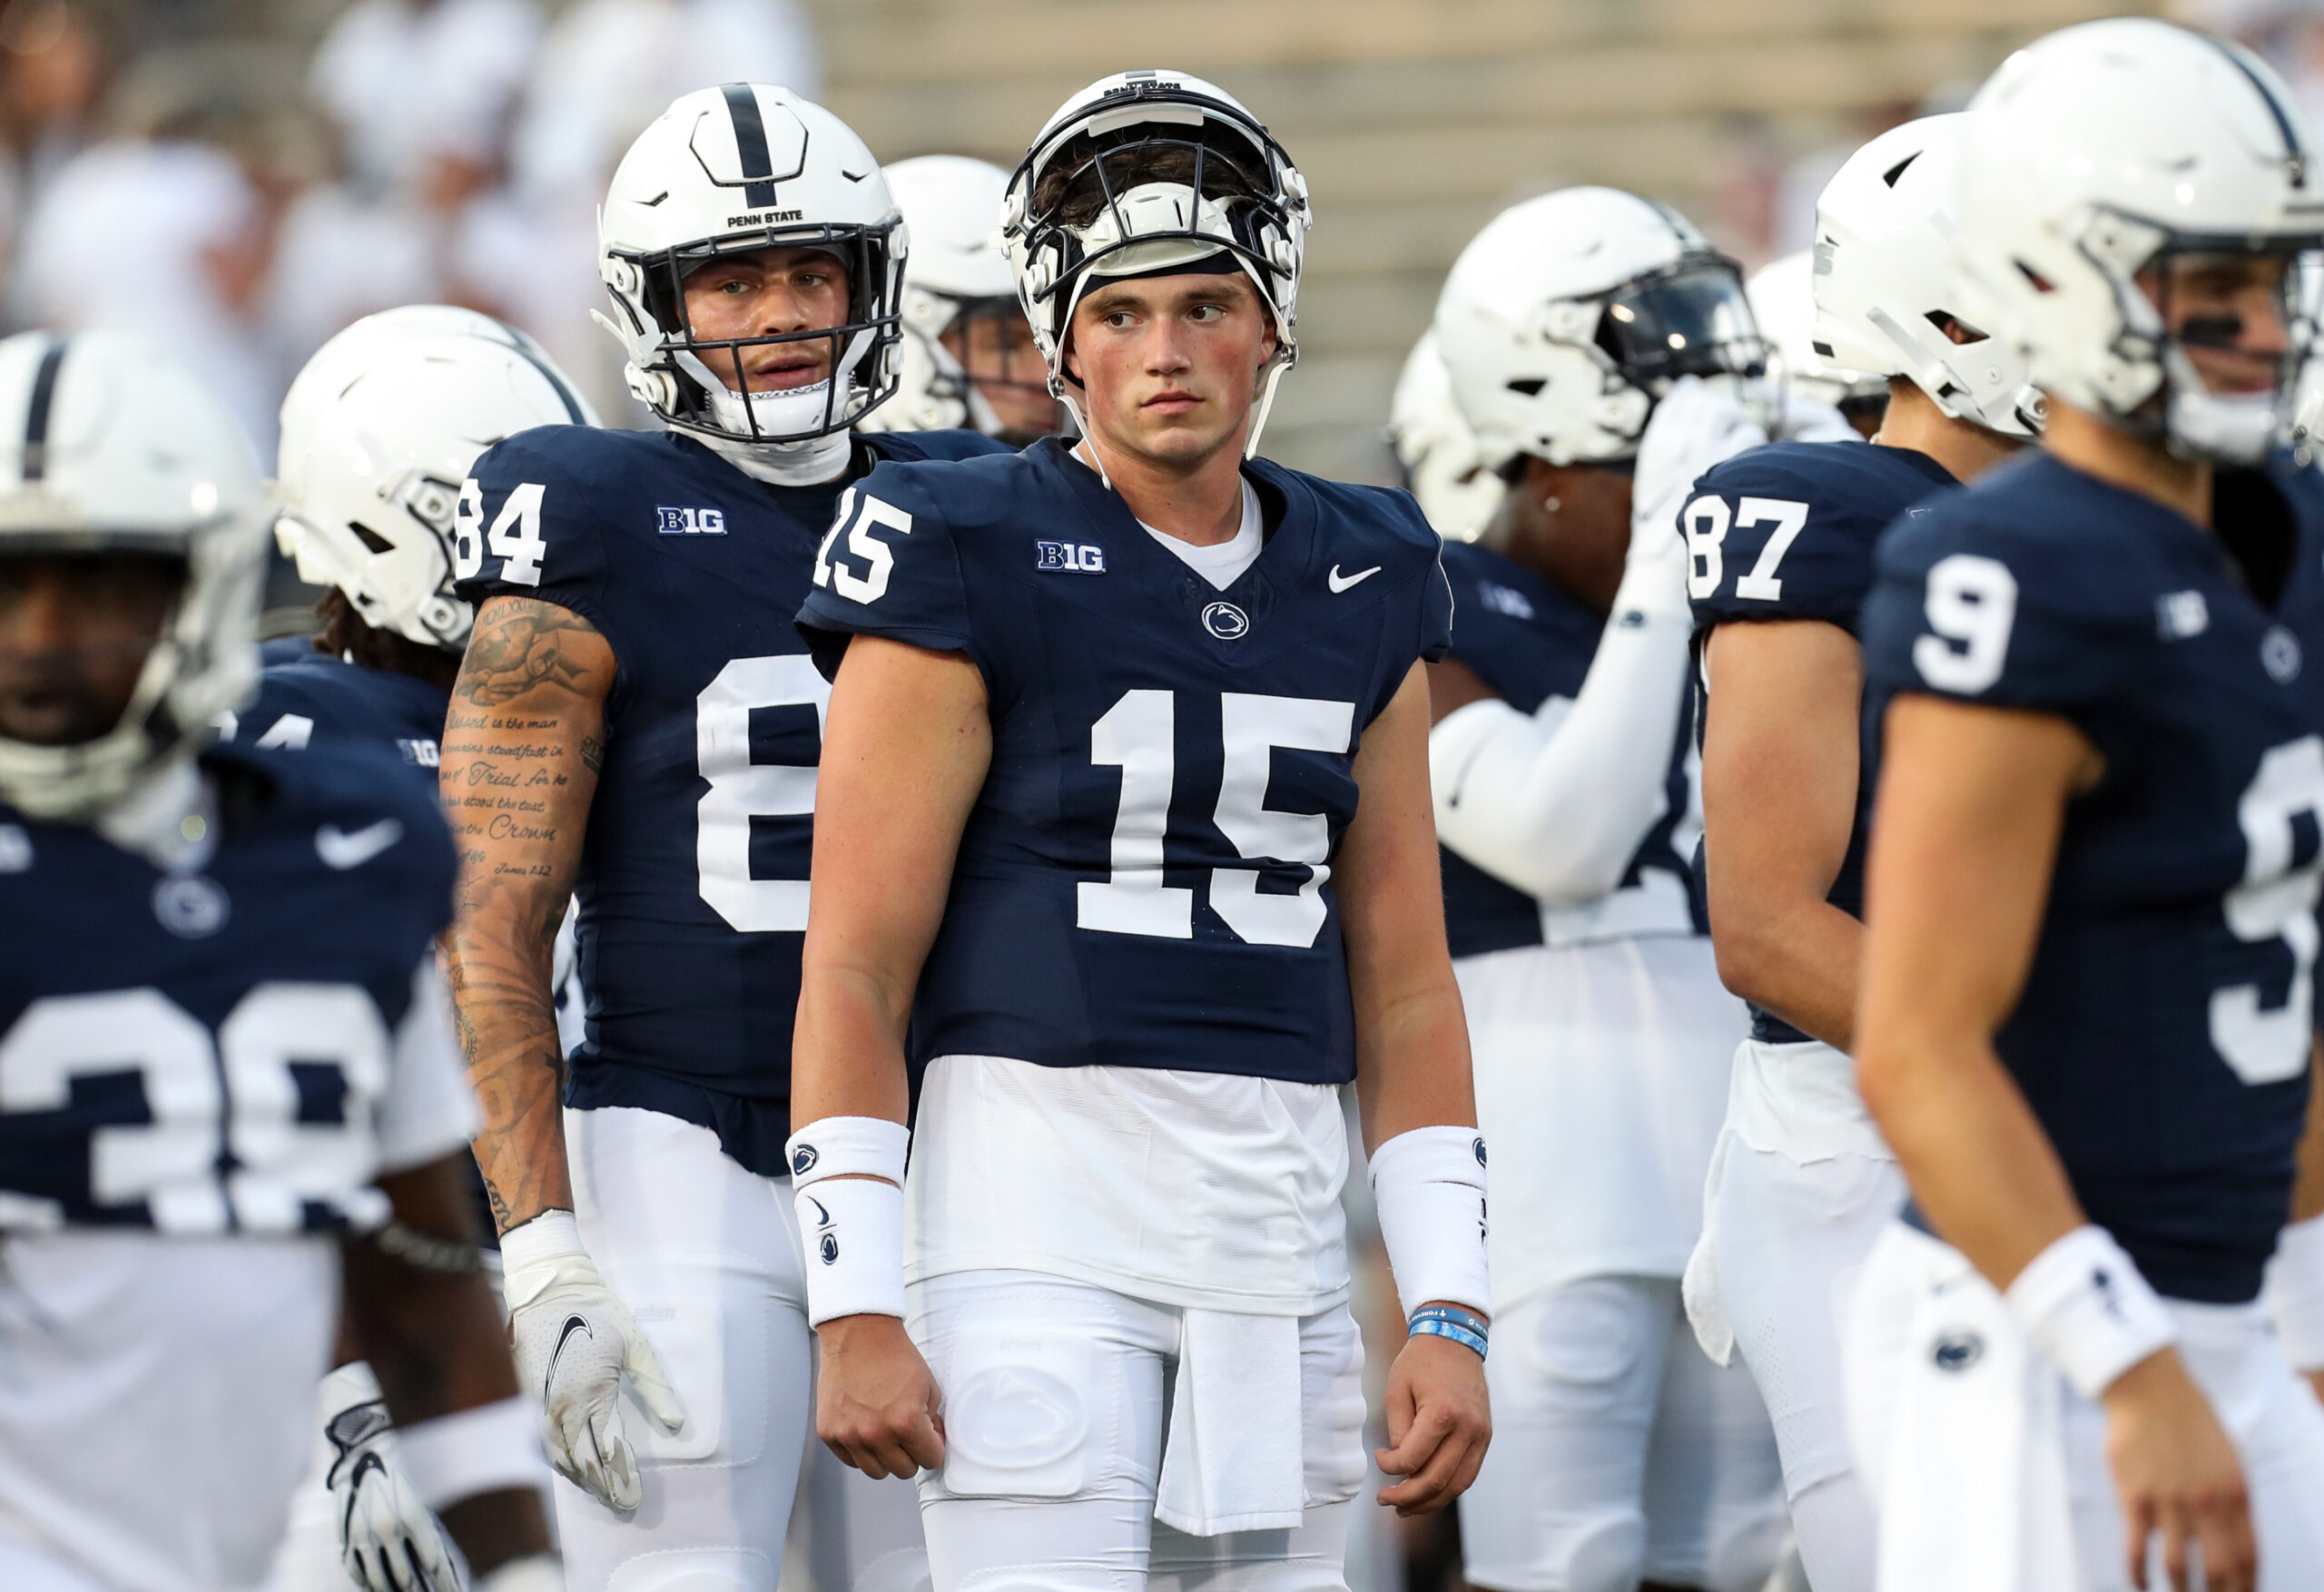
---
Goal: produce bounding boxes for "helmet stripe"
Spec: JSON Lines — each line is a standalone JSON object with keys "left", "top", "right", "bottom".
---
{"left": 720, "top": 83, "right": 781, "bottom": 211}
{"left": 21, "top": 335, "right": 66, "bottom": 483}
{"left": 2203, "top": 34, "right": 2309, "bottom": 188}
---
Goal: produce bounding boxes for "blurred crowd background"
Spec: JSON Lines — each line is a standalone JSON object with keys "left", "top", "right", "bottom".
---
{"left": 17, "top": 0, "right": 2308, "bottom": 486}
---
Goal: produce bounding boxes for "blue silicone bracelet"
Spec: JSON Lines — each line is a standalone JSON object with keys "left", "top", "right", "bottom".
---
{"left": 1410, "top": 1317, "right": 1488, "bottom": 1360}
{"left": 1409, "top": 1303, "right": 1490, "bottom": 1338}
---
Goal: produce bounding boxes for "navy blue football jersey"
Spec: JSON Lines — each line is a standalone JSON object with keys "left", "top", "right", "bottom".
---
{"left": 1685, "top": 438, "right": 1960, "bottom": 1042}
{"left": 453, "top": 427, "right": 1007, "bottom": 1173}
{"left": 1862, "top": 452, "right": 2324, "bottom": 1303}
{"left": 1436, "top": 537, "right": 1697, "bottom": 959}
{"left": 0, "top": 741, "right": 457, "bottom": 1233}
{"left": 796, "top": 437, "right": 1453, "bottom": 1086}
{"left": 228, "top": 651, "right": 449, "bottom": 779}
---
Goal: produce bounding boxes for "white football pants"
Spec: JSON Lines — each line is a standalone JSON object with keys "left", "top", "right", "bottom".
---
{"left": 1457, "top": 1275, "right": 1787, "bottom": 1592}
{"left": 559, "top": 1105, "right": 816, "bottom": 1592}
{"left": 1704, "top": 1137, "right": 1904, "bottom": 1592}
{"left": 1847, "top": 1222, "right": 2324, "bottom": 1592}
{"left": 909, "top": 1271, "right": 1366, "bottom": 1592}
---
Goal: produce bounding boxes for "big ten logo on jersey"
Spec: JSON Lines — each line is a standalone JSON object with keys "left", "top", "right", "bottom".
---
{"left": 1037, "top": 541, "right": 1107, "bottom": 575}
{"left": 398, "top": 737, "right": 440, "bottom": 769}
{"left": 657, "top": 505, "right": 728, "bottom": 536}
{"left": 0, "top": 983, "right": 397, "bottom": 1233}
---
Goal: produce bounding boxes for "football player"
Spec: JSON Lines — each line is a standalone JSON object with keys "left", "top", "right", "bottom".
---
{"left": 858, "top": 153, "right": 1063, "bottom": 442}
{"left": 257, "top": 307, "right": 597, "bottom": 1592}
{"left": 1848, "top": 21, "right": 2324, "bottom": 1591}
{"left": 787, "top": 69, "right": 1490, "bottom": 1587}
{"left": 1429, "top": 186, "right": 1796, "bottom": 1592}
{"left": 439, "top": 84, "right": 1006, "bottom": 1592}
{"left": 0, "top": 329, "right": 556, "bottom": 1592}
{"left": 1679, "top": 113, "right": 2037, "bottom": 1592}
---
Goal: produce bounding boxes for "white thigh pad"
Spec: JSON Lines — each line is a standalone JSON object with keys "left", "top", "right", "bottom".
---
{"left": 935, "top": 1315, "right": 1101, "bottom": 1500}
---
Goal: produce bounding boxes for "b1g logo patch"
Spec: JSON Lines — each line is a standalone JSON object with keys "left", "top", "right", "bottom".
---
{"left": 656, "top": 505, "right": 727, "bottom": 536}
{"left": 1036, "top": 540, "right": 1106, "bottom": 574}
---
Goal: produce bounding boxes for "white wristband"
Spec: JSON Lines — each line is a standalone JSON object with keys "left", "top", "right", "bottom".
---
{"left": 496, "top": 1209, "right": 598, "bottom": 1312}
{"left": 2005, "top": 1224, "right": 2178, "bottom": 1400}
{"left": 794, "top": 1174, "right": 908, "bottom": 1326}
{"left": 1368, "top": 1125, "right": 1491, "bottom": 1320}
{"left": 785, "top": 1115, "right": 909, "bottom": 1188}
{"left": 320, "top": 1359, "right": 383, "bottom": 1421}
{"left": 396, "top": 1395, "right": 547, "bottom": 1510}
{"left": 2267, "top": 1214, "right": 2324, "bottom": 1371}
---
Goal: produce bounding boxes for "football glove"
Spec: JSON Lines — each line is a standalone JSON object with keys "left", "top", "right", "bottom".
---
{"left": 499, "top": 1210, "right": 685, "bottom": 1511}
{"left": 320, "top": 1361, "right": 461, "bottom": 1592}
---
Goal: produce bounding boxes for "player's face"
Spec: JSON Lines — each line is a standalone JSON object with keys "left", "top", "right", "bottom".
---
{"left": 941, "top": 307, "right": 1059, "bottom": 437}
{"left": 1065, "top": 270, "right": 1277, "bottom": 467}
{"left": 0, "top": 553, "right": 184, "bottom": 747}
{"left": 2140, "top": 251, "right": 2293, "bottom": 397}
{"left": 681, "top": 245, "right": 852, "bottom": 395}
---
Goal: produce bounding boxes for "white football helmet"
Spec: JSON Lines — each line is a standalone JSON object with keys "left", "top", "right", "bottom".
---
{"left": 596, "top": 83, "right": 903, "bottom": 446}
{"left": 1955, "top": 18, "right": 2324, "bottom": 462}
{"left": 1812, "top": 114, "right": 2041, "bottom": 437}
{"left": 1003, "top": 69, "right": 1310, "bottom": 456}
{"left": 0, "top": 329, "right": 268, "bottom": 821}
{"left": 859, "top": 154, "right": 1052, "bottom": 437}
{"left": 1387, "top": 330, "right": 1503, "bottom": 542}
{"left": 1434, "top": 187, "right": 1768, "bottom": 469}
{"left": 277, "top": 308, "right": 598, "bottom": 653}
{"left": 1747, "top": 251, "right": 1887, "bottom": 423}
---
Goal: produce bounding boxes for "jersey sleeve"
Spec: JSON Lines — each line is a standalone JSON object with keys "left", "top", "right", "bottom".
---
{"left": 1684, "top": 452, "right": 1878, "bottom": 632}
{"left": 374, "top": 958, "right": 482, "bottom": 1175}
{"left": 793, "top": 461, "right": 983, "bottom": 681}
{"left": 1860, "top": 510, "right": 2143, "bottom": 722}
{"left": 1420, "top": 547, "right": 1454, "bottom": 665}
{"left": 449, "top": 429, "right": 612, "bottom": 629}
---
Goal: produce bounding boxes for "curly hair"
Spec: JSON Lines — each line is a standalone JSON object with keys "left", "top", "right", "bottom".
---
{"left": 310, "top": 586, "right": 462, "bottom": 692}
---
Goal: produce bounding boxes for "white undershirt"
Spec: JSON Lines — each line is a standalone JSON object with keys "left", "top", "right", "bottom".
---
{"left": 1137, "top": 478, "right": 1263, "bottom": 589}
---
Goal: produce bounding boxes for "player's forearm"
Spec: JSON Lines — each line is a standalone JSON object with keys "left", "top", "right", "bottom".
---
{"left": 1354, "top": 981, "right": 1478, "bottom": 1149}
{"left": 345, "top": 1154, "right": 551, "bottom": 1575}
{"left": 441, "top": 597, "right": 612, "bottom": 1230}
{"left": 2291, "top": 1037, "right": 2324, "bottom": 1223}
{"left": 1430, "top": 614, "right": 1689, "bottom": 903}
{"left": 1856, "top": 1025, "right": 2088, "bottom": 1289}
{"left": 791, "top": 962, "right": 915, "bottom": 1127}
{"left": 1706, "top": 889, "right": 1862, "bottom": 1049}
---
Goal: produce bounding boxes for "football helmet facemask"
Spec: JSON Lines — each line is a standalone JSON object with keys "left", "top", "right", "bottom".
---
{"left": 1003, "top": 69, "right": 1310, "bottom": 457}
{"left": 1434, "top": 186, "right": 1768, "bottom": 470}
{"left": 0, "top": 329, "right": 268, "bottom": 821}
{"left": 596, "top": 83, "right": 904, "bottom": 447}
{"left": 1955, "top": 18, "right": 2324, "bottom": 463}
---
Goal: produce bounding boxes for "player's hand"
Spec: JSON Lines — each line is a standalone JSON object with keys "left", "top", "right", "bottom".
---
{"left": 2306, "top": 1369, "right": 2324, "bottom": 1406}
{"left": 2101, "top": 1349, "right": 2256, "bottom": 1592}
{"left": 1625, "top": 374, "right": 1770, "bottom": 620}
{"left": 816, "top": 1312, "right": 946, "bottom": 1479}
{"left": 499, "top": 1212, "right": 685, "bottom": 1512}
{"left": 1374, "top": 1318, "right": 1492, "bottom": 1516}
{"left": 320, "top": 1362, "right": 461, "bottom": 1592}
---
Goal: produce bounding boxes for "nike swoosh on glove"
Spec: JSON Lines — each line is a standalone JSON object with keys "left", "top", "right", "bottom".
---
{"left": 321, "top": 1361, "right": 460, "bottom": 1592}
{"left": 500, "top": 1210, "right": 685, "bottom": 1511}
{"left": 1624, "top": 374, "right": 1773, "bottom": 624}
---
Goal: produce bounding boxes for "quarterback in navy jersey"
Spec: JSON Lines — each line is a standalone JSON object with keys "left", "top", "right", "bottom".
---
{"left": 1679, "top": 114, "right": 2039, "bottom": 1592}
{"left": 1847, "top": 23, "right": 2324, "bottom": 1592}
{"left": 1427, "top": 186, "right": 1797, "bottom": 1592}
{"left": 787, "top": 71, "right": 1488, "bottom": 1589}
{"left": 0, "top": 331, "right": 556, "bottom": 1592}
{"left": 439, "top": 84, "right": 1001, "bottom": 1592}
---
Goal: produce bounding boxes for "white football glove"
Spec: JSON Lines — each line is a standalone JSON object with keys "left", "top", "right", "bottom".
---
{"left": 1624, "top": 375, "right": 1773, "bottom": 624}
{"left": 1774, "top": 388, "right": 1861, "bottom": 445}
{"left": 320, "top": 1361, "right": 461, "bottom": 1592}
{"left": 500, "top": 1210, "right": 685, "bottom": 1512}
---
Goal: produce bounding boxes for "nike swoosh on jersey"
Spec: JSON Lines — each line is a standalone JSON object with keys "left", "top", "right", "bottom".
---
{"left": 315, "top": 818, "right": 404, "bottom": 870}
{"left": 1327, "top": 564, "right": 1383, "bottom": 594}
{"left": 546, "top": 1313, "right": 592, "bottom": 1395}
